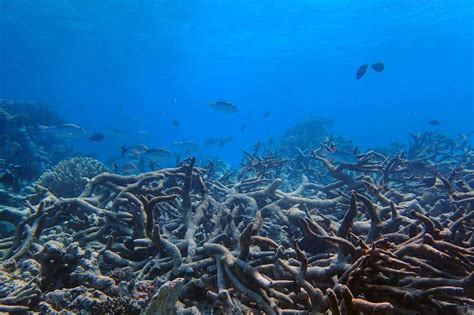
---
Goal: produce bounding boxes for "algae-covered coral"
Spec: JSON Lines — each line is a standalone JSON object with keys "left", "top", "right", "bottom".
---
{"left": 0, "top": 129, "right": 472, "bottom": 314}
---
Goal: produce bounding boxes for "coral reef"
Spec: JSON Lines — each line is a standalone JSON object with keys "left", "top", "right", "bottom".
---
{"left": 0, "top": 131, "right": 473, "bottom": 314}
{"left": 36, "top": 157, "right": 109, "bottom": 198}
{"left": 0, "top": 100, "right": 76, "bottom": 183}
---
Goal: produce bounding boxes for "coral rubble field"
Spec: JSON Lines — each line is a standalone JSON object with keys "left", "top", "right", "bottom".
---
{"left": 0, "top": 102, "right": 473, "bottom": 314}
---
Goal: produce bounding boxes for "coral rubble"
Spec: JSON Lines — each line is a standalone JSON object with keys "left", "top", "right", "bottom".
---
{"left": 0, "top": 130, "right": 473, "bottom": 314}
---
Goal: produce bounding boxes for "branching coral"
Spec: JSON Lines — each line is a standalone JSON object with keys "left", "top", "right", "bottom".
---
{"left": 0, "top": 131, "right": 472, "bottom": 314}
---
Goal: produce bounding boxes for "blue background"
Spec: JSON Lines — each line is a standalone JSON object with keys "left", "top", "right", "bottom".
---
{"left": 1, "top": 0, "right": 472, "bottom": 165}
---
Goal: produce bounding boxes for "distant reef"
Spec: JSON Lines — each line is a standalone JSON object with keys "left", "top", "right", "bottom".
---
{"left": 0, "top": 100, "right": 77, "bottom": 183}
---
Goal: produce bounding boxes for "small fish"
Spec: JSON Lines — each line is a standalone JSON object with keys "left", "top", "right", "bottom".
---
{"left": 38, "top": 123, "right": 86, "bottom": 139}
{"left": 145, "top": 147, "right": 172, "bottom": 160}
{"left": 428, "top": 120, "right": 441, "bottom": 126}
{"left": 148, "top": 160, "right": 158, "bottom": 171}
{"left": 85, "top": 153, "right": 98, "bottom": 158}
{"left": 205, "top": 137, "right": 233, "bottom": 147}
{"left": 263, "top": 111, "right": 270, "bottom": 118}
{"left": 217, "top": 136, "right": 233, "bottom": 147}
{"left": 89, "top": 133, "right": 105, "bottom": 142}
{"left": 353, "top": 147, "right": 359, "bottom": 155}
{"left": 407, "top": 160, "right": 437, "bottom": 175}
{"left": 356, "top": 64, "right": 368, "bottom": 79}
{"left": 0, "top": 171, "right": 20, "bottom": 191}
{"left": 121, "top": 144, "right": 149, "bottom": 157}
{"left": 109, "top": 128, "right": 124, "bottom": 134}
{"left": 119, "top": 106, "right": 124, "bottom": 111}
{"left": 172, "top": 120, "right": 179, "bottom": 127}
{"left": 205, "top": 138, "right": 219, "bottom": 146}
{"left": 422, "top": 176, "right": 437, "bottom": 187}
{"left": 1, "top": 141, "right": 21, "bottom": 156}
{"left": 371, "top": 62, "right": 384, "bottom": 72}
{"left": 240, "top": 124, "right": 246, "bottom": 132}
{"left": 207, "top": 101, "right": 238, "bottom": 113}
{"left": 172, "top": 141, "right": 200, "bottom": 152}
{"left": 121, "top": 162, "right": 139, "bottom": 173}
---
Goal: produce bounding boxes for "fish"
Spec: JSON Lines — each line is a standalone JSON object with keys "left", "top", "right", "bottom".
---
{"left": 356, "top": 64, "right": 368, "bottom": 79}
{"left": 1, "top": 141, "right": 21, "bottom": 156}
{"left": 428, "top": 120, "right": 441, "bottom": 126}
{"left": 120, "top": 161, "right": 139, "bottom": 173}
{"left": 144, "top": 147, "right": 172, "bottom": 160}
{"left": 371, "top": 62, "right": 384, "bottom": 72}
{"left": 207, "top": 101, "right": 238, "bottom": 113}
{"left": 205, "top": 138, "right": 220, "bottom": 146}
{"left": 172, "top": 120, "right": 179, "bottom": 127}
{"left": 240, "top": 124, "right": 246, "bottom": 132}
{"left": 217, "top": 136, "right": 233, "bottom": 147}
{"left": 264, "top": 111, "right": 270, "bottom": 118}
{"left": 121, "top": 144, "right": 149, "bottom": 157}
{"left": 109, "top": 128, "right": 124, "bottom": 134}
{"left": 422, "top": 176, "right": 437, "bottom": 187}
{"left": 38, "top": 123, "right": 86, "bottom": 139}
{"left": 206, "top": 137, "right": 234, "bottom": 147}
{"left": 172, "top": 141, "right": 200, "bottom": 152}
{"left": 0, "top": 171, "right": 20, "bottom": 191}
{"left": 407, "top": 160, "right": 437, "bottom": 175}
{"left": 89, "top": 133, "right": 104, "bottom": 142}
{"left": 85, "top": 153, "right": 98, "bottom": 158}
{"left": 148, "top": 160, "right": 158, "bottom": 171}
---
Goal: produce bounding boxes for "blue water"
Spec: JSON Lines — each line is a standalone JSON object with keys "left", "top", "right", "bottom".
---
{"left": 1, "top": 0, "right": 473, "bottom": 165}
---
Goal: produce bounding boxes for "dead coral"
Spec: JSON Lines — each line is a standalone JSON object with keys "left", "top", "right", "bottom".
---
{"left": 0, "top": 131, "right": 472, "bottom": 313}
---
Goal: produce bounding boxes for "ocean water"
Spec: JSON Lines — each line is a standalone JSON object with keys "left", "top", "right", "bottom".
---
{"left": 1, "top": 0, "right": 472, "bottom": 166}
{"left": 1, "top": 2, "right": 474, "bottom": 314}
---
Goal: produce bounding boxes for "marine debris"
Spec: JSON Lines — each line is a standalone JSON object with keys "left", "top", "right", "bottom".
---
{"left": 0, "top": 128, "right": 472, "bottom": 314}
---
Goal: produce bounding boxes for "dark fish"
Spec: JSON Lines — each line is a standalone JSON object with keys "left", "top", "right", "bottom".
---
{"left": 0, "top": 171, "right": 20, "bottom": 191}
{"left": 428, "top": 120, "right": 441, "bottom": 126}
{"left": 371, "top": 62, "right": 384, "bottom": 72}
{"left": 356, "top": 64, "right": 368, "bottom": 79}
{"left": 89, "top": 133, "right": 105, "bottom": 142}
{"left": 264, "top": 111, "right": 270, "bottom": 118}
{"left": 353, "top": 147, "right": 359, "bottom": 155}
{"left": 206, "top": 137, "right": 233, "bottom": 147}
{"left": 422, "top": 177, "right": 437, "bottom": 187}
{"left": 407, "top": 160, "right": 437, "bottom": 175}
{"left": 172, "top": 120, "right": 179, "bottom": 127}
{"left": 208, "top": 101, "right": 238, "bottom": 113}
{"left": 240, "top": 124, "right": 246, "bottom": 132}
{"left": 119, "top": 106, "right": 124, "bottom": 111}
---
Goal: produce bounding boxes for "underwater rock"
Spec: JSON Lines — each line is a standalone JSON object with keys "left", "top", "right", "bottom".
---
{"left": 144, "top": 278, "right": 185, "bottom": 315}
{"left": 36, "top": 157, "right": 108, "bottom": 197}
